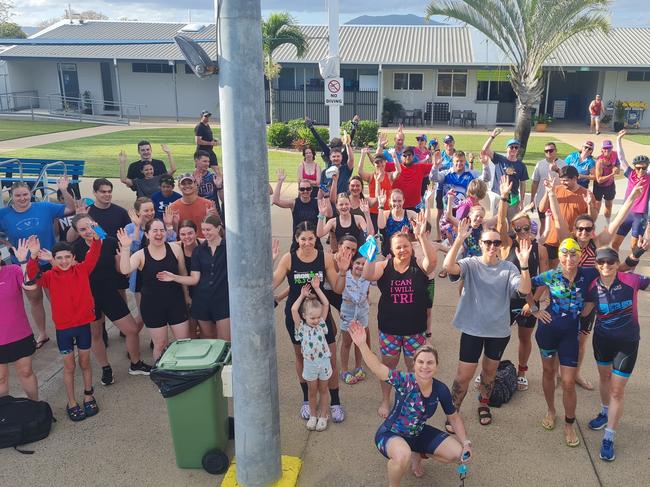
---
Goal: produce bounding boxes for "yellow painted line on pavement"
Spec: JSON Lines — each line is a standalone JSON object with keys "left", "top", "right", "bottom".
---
{"left": 221, "top": 455, "right": 302, "bottom": 487}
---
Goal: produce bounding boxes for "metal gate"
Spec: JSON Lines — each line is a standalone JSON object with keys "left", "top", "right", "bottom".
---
{"left": 265, "top": 89, "right": 378, "bottom": 123}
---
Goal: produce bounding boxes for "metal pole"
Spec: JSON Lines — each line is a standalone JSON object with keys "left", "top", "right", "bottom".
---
{"left": 57, "top": 63, "right": 67, "bottom": 113}
{"left": 303, "top": 67, "right": 307, "bottom": 118}
{"left": 377, "top": 63, "right": 383, "bottom": 125}
{"left": 217, "top": 1, "right": 282, "bottom": 486}
{"left": 327, "top": 0, "right": 340, "bottom": 139}
{"left": 114, "top": 58, "right": 124, "bottom": 119}
{"left": 171, "top": 60, "right": 179, "bottom": 122}
{"left": 544, "top": 70, "right": 551, "bottom": 115}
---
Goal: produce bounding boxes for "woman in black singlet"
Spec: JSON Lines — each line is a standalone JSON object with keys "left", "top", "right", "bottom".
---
{"left": 174, "top": 220, "right": 203, "bottom": 336}
{"left": 118, "top": 219, "right": 190, "bottom": 360}
{"left": 273, "top": 222, "right": 352, "bottom": 423}
{"left": 316, "top": 193, "right": 373, "bottom": 251}
{"left": 362, "top": 211, "right": 437, "bottom": 418}
{"left": 272, "top": 168, "right": 329, "bottom": 230}
{"left": 497, "top": 176, "right": 548, "bottom": 391}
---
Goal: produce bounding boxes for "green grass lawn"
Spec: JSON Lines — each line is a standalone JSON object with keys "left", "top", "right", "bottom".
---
{"left": 11, "top": 127, "right": 578, "bottom": 182}
{"left": 626, "top": 133, "right": 650, "bottom": 145}
{"left": 0, "top": 119, "right": 99, "bottom": 141}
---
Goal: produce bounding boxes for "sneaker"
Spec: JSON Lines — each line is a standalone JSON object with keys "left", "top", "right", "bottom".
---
{"left": 300, "top": 401, "right": 310, "bottom": 420}
{"left": 316, "top": 416, "right": 328, "bottom": 432}
{"left": 306, "top": 416, "right": 318, "bottom": 431}
{"left": 599, "top": 438, "right": 615, "bottom": 461}
{"left": 100, "top": 366, "right": 114, "bottom": 386}
{"left": 588, "top": 412, "right": 608, "bottom": 430}
{"left": 330, "top": 404, "right": 345, "bottom": 423}
{"left": 128, "top": 361, "right": 152, "bottom": 376}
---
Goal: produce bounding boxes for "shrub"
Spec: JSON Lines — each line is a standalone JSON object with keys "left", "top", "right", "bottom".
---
{"left": 341, "top": 119, "right": 379, "bottom": 148}
{"left": 267, "top": 122, "right": 291, "bottom": 148}
{"left": 286, "top": 118, "right": 306, "bottom": 142}
{"left": 296, "top": 126, "right": 329, "bottom": 152}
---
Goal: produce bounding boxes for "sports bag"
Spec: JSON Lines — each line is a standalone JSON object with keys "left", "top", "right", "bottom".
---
{"left": 0, "top": 395, "right": 55, "bottom": 453}
{"left": 488, "top": 360, "right": 517, "bottom": 408}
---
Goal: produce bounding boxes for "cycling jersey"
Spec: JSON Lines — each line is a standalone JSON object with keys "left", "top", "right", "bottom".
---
{"left": 532, "top": 267, "right": 599, "bottom": 324}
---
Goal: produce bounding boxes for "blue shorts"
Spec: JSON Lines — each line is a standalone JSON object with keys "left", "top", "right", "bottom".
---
{"left": 617, "top": 212, "right": 647, "bottom": 238}
{"left": 302, "top": 356, "right": 332, "bottom": 381}
{"left": 55, "top": 324, "right": 92, "bottom": 355}
{"left": 535, "top": 321, "right": 578, "bottom": 367}
{"left": 375, "top": 423, "right": 449, "bottom": 459}
{"left": 340, "top": 301, "right": 369, "bottom": 331}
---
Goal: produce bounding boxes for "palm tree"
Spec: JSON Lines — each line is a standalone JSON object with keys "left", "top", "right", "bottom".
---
{"left": 425, "top": 0, "right": 610, "bottom": 157}
{"left": 262, "top": 12, "right": 308, "bottom": 123}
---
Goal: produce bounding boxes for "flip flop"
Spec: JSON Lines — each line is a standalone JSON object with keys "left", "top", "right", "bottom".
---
{"left": 541, "top": 414, "right": 556, "bottom": 431}
{"left": 565, "top": 428, "right": 580, "bottom": 447}
{"left": 517, "top": 376, "right": 529, "bottom": 391}
{"left": 438, "top": 270, "right": 448, "bottom": 278}
{"left": 35, "top": 337, "right": 50, "bottom": 349}
{"left": 478, "top": 405, "right": 492, "bottom": 426}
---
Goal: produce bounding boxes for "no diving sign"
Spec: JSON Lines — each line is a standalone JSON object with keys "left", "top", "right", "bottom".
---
{"left": 325, "top": 77, "right": 344, "bottom": 106}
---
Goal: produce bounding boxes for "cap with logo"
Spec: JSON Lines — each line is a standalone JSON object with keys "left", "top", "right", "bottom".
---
{"left": 178, "top": 172, "right": 195, "bottom": 184}
{"left": 443, "top": 135, "right": 454, "bottom": 144}
{"left": 583, "top": 140, "right": 594, "bottom": 149}
{"left": 506, "top": 138, "right": 520, "bottom": 148}
{"left": 602, "top": 140, "right": 613, "bottom": 149}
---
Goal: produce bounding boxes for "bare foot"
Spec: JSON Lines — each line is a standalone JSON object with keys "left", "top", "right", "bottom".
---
{"left": 411, "top": 453, "right": 425, "bottom": 478}
{"left": 377, "top": 401, "right": 390, "bottom": 418}
{"left": 575, "top": 376, "right": 594, "bottom": 391}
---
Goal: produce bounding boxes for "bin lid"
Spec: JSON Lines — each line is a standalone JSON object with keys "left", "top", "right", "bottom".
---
{"left": 157, "top": 339, "right": 230, "bottom": 371}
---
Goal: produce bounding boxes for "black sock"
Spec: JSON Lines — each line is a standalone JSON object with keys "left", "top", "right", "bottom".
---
{"left": 300, "top": 382, "right": 308, "bottom": 402}
{"left": 329, "top": 388, "right": 340, "bottom": 406}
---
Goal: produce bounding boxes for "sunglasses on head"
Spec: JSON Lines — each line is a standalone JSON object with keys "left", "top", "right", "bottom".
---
{"left": 299, "top": 187, "right": 312, "bottom": 192}
{"left": 544, "top": 148, "right": 555, "bottom": 153}
{"left": 575, "top": 225, "right": 593, "bottom": 233}
{"left": 481, "top": 239, "right": 502, "bottom": 247}
{"left": 514, "top": 225, "right": 530, "bottom": 233}
{"left": 596, "top": 259, "right": 617, "bottom": 266}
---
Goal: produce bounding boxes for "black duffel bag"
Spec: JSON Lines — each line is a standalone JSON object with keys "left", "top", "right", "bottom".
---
{"left": 0, "top": 395, "right": 55, "bottom": 454}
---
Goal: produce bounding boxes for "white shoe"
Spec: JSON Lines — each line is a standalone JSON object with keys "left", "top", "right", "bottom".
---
{"left": 306, "top": 416, "right": 318, "bottom": 431}
{"left": 316, "top": 416, "right": 328, "bottom": 432}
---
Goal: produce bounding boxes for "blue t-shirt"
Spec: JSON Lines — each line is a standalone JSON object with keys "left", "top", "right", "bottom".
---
{"left": 565, "top": 151, "right": 595, "bottom": 188}
{"left": 151, "top": 191, "right": 181, "bottom": 219}
{"left": 383, "top": 149, "right": 419, "bottom": 164}
{"left": 383, "top": 369, "right": 455, "bottom": 437}
{"left": 490, "top": 152, "right": 529, "bottom": 195}
{"left": 440, "top": 150, "right": 455, "bottom": 170}
{"left": 430, "top": 168, "right": 481, "bottom": 208}
{"left": 0, "top": 202, "right": 66, "bottom": 251}
{"left": 320, "top": 163, "right": 352, "bottom": 195}
{"left": 586, "top": 272, "right": 650, "bottom": 341}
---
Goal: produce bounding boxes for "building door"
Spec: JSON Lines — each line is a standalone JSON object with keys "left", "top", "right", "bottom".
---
{"left": 58, "top": 63, "right": 80, "bottom": 109}
{"left": 100, "top": 62, "right": 117, "bottom": 110}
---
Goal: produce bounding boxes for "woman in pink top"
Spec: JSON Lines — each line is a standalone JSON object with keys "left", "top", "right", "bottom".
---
{"left": 0, "top": 238, "right": 39, "bottom": 400}
{"left": 594, "top": 140, "right": 621, "bottom": 223}
{"left": 296, "top": 147, "right": 322, "bottom": 198}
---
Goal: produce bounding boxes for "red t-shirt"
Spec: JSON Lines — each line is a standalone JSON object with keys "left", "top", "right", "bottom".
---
{"left": 590, "top": 100, "right": 603, "bottom": 116}
{"left": 368, "top": 174, "right": 393, "bottom": 214}
{"left": 385, "top": 162, "right": 433, "bottom": 209}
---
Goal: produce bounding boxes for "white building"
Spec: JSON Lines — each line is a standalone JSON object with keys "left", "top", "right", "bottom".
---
{"left": 1, "top": 20, "right": 649, "bottom": 127}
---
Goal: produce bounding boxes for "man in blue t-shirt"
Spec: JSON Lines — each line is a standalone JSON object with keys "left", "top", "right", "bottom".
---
{"left": 482, "top": 129, "right": 529, "bottom": 218}
{"left": 151, "top": 175, "right": 182, "bottom": 219}
{"left": 564, "top": 140, "right": 596, "bottom": 189}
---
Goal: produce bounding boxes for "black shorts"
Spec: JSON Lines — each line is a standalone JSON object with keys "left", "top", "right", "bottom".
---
{"left": 459, "top": 333, "right": 510, "bottom": 363}
{"left": 436, "top": 190, "right": 444, "bottom": 210}
{"left": 426, "top": 278, "right": 435, "bottom": 309}
{"left": 285, "top": 307, "right": 336, "bottom": 346}
{"left": 0, "top": 334, "right": 36, "bottom": 364}
{"left": 593, "top": 334, "right": 638, "bottom": 377}
{"left": 140, "top": 294, "right": 188, "bottom": 328}
{"left": 545, "top": 244, "right": 558, "bottom": 261}
{"left": 93, "top": 287, "right": 131, "bottom": 322}
{"left": 593, "top": 184, "right": 616, "bottom": 202}
{"left": 191, "top": 293, "right": 230, "bottom": 322}
{"left": 510, "top": 302, "right": 536, "bottom": 328}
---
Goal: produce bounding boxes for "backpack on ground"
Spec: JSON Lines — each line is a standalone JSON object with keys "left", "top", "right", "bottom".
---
{"left": 488, "top": 360, "right": 517, "bottom": 408}
{"left": 0, "top": 395, "right": 55, "bottom": 454}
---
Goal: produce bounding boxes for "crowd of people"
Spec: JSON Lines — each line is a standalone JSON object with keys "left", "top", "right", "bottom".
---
{"left": 1, "top": 116, "right": 649, "bottom": 485}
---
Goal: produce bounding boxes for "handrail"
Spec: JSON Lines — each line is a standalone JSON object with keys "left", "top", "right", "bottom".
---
{"left": 0, "top": 158, "right": 23, "bottom": 181}
{"left": 33, "top": 161, "right": 68, "bottom": 201}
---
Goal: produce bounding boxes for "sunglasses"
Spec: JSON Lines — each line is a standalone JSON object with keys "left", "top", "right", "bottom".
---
{"left": 403, "top": 153, "right": 414, "bottom": 158}
{"left": 508, "top": 146, "right": 520, "bottom": 150}
{"left": 583, "top": 147, "right": 594, "bottom": 151}
{"left": 559, "top": 248, "right": 579, "bottom": 255}
{"left": 634, "top": 166, "right": 648, "bottom": 171}
{"left": 575, "top": 226, "right": 594, "bottom": 233}
{"left": 514, "top": 225, "right": 530, "bottom": 233}
{"left": 299, "top": 187, "right": 312, "bottom": 192}
{"left": 544, "top": 148, "right": 556, "bottom": 153}
{"left": 596, "top": 259, "right": 617, "bottom": 266}
{"left": 481, "top": 239, "right": 502, "bottom": 247}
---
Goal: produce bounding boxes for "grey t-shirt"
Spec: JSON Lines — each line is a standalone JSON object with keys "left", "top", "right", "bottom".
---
{"left": 531, "top": 158, "right": 566, "bottom": 207}
{"left": 134, "top": 175, "right": 162, "bottom": 198}
{"left": 450, "top": 257, "right": 521, "bottom": 338}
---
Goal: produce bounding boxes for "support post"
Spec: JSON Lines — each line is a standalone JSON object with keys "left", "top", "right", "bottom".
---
{"left": 327, "top": 0, "right": 340, "bottom": 139}
{"left": 113, "top": 58, "right": 124, "bottom": 120}
{"left": 377, "top": 64, "right": 383, "bottom": 125}
{"left": 217, "top": 1, "right": 282, "bottom": 486}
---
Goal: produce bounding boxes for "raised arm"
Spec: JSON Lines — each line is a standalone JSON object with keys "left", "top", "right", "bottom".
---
{"left": 375, "top": 132, "right": 388, "bottom": 156}
{"left": 316, "top": 198, "right": 336, "bottom": 238}
{"left": 345, "top": 142, "right": 354, "bottom": 171}
{"left": 617, "top": 130, "right": 630, "bottom": 171}
{"left": 272, "top": 169, "right": 295, "bottom": 209}
{"left": 119, "top": 150, "right": 134, "bottom": 188}
{"left": 515, "top": 239, "right": 532, "bottom": 295}
{"left": 117, "top": 228, "right": 142, "bottom": 275}
{"left": 309, "top": 275, "right": 330, "bottom": 321}
{"left": 359, "top": 199, "right": 374, "bottom": 235}
{"left": 325, "top": 248, "right": 352, "bottom": 294}
{"left": 496, "top": 175, "right": 513, "bottom": 247}
{"left": 376, "top": 192, "right": 388, "bottom": 230}
{"left": 272, "top": 252, "right": 291, "bottom": 290}
{"left": 161, "top": 144, "right": 176, "bottom": 175}
{"left": 306, "top": 118, "right": 330, "bottom": 156}
{"left": 479, "top": 150, "right": 491, "bottom": 182}
{"left": 348, "top": 322, "right": 389, "bottom": 381}
{"left": 357, "top": 148, "right": 373, "bottom": 181}
{"left": 600, "top": 182, "right": 644, "bottom": 244}
{"left": 57, "top": 176, "right": 77, "bottom": 216}
{"left": 413, "top": 211, "right": 437, "bottom": 274}
{"left": 481, "top": 127, "right": 502, "bottom": 159}
{"left": 443, "top": 218, "right": 471, "bottom": 275}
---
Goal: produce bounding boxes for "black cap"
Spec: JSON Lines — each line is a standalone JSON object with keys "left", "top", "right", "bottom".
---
{"left": 201, "top": 110, "right": 212, "bottom": 117}
{"left": 559, "top": 165, "right": 579, "bottom": 179}
{"left": 402, "top": 146, "right": 415, "bottom": 155}
{"left": 595, "top": 247, "right": 619, "bottom": 262}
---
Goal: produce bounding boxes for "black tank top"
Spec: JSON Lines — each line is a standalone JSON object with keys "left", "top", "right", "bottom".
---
{"left": 141, "top": 242, "right": 184, "bottom": 299}
{"left": 292, "top": 197, "right": 319, "bottom": 231}
{"left": 506, "top": 239, "right": 540, "bottom": 276}
{"left": 334, "top": 214, "right": 364, "bottom": 246}
{"left": 285, "top": 250, "right": 326, "bottom": 311}
{"left": 376, "top": 256, "right": 428, "bottom": 335}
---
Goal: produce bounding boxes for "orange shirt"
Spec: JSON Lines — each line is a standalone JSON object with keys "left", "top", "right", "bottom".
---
{"left": 545, "top": 185, "right": 590, "bottom": 247}
{"left": 368, "top": 173, "right": 393, "bottom": 214}
{"left": 170, "top": 196, "right": 213, "bottom": 238}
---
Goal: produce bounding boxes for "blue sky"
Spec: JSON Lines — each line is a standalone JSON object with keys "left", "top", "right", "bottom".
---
{"left": 12, "top": 0, "right": 650, "bottom": 28}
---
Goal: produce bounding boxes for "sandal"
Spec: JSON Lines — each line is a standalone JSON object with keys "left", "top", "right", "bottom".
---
{"left": 541, "top": 413, "right": 556, "bottom": 431}
{"left": 353, "top": 367, "right": 366, "bottom": 382}
{"left": 517, "top": 376, "right": 529, "bottom": 391}
{"left": 438, "top": 270, "right": 448, "bottom": 279}
{"left": 35, "top": 337, "right": 50, "bottom": 349}
{"left": 565, "top": 428, "right": 581, "bottom": 447}
{"left": 67, "top": 404, "right": 86, "bottom": 422}
{"left": 478, "top": 405, "right": 492, "bottom": 426}
{"left": 83, "top": 388, "right": 99, "bottom": 417}
{"left": 444, "top": 419, "right": 455, "bottom": 434}
{"left": 340, "top": 371, "right": 357, "bottom": 385}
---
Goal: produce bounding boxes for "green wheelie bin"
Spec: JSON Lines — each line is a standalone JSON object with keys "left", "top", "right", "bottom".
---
{"left": 150, "top": 339, "right": 232, "bottom": 473}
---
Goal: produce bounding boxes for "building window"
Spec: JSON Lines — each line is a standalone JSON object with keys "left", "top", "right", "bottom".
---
{"left": 626, "top": 71, "right": 650, "bottom": 81}
{"left": 437, "top": 70, "right": 467, "bottom": 97}
{"left": 393, "top": 73, "right": 423, "bottom": 91}
{"left": 131, "top": 62, "right": 175, "bottom": 74}
{"left": 476, "top": 80, "right": 516, "bottom": 102}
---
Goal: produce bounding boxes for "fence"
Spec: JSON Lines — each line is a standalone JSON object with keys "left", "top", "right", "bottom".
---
{"left": 265, "top": 89, "right": 378, "bottom": 123}
{"left": 0, "top": 90, "right": 39, "bottom": 111}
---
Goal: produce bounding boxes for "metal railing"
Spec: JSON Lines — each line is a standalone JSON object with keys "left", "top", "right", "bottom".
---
{"left": 0, "top": 159, "right": 74, "bottom": 208}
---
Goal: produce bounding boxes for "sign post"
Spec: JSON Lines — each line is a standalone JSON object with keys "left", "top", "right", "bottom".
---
{"left": 325, "top": 77, "right": 344, "bottom": 106}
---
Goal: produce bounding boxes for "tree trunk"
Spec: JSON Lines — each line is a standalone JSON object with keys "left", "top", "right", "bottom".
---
{"left": 268, "top": 77, "right": 275, "bottom": 124}
{"left": 514, "top": 102, "right": 533, "bottom": 160}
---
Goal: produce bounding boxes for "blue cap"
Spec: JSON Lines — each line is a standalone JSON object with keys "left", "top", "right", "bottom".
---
{"left": 428, "top": 138, "right": 439, "bottom": 148}
{"left": 443, "top": 135, "right": 454, "bottom": 143}
{"left": 416, "top": 134, "right": 428, "bottom": 142}
{"left": 506, "top": 138, "right": 520, "bottom": 148}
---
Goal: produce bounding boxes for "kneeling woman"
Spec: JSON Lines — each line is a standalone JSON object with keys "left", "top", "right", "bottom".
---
{"left": 348, "top": 322, "right": 471, "bottom": 486}
{"left": 118, "top": 220, "right": 191, "bottom": 360}
{"left": 158, "top": 215, "right": 230, "bottom": 340}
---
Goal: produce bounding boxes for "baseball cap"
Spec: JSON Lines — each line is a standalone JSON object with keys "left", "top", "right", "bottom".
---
{"left": 583, "top": 140, "right": 594, "bottom": 149}
{"left": 595, "top": 247, "right": 619, "bottom": 262}
{"left": 559, "top": 238, "right": 582, "bottom": 254}
{"left": 178, "top": 172, "right": 195, "bottom": 184}
{"left": 428, "top": 138, "right": 439, "bottom": 148}
{"left": 200, "top": 110, "right": 212, "bottom": 117}
{"left": 602, "top": 140, "right": 613, "bottom": 149}
{"left": 506, "top": 138, "right": 520, "bottom": 148}
{"left": 402, "top": 146, "right": 415, "bottom": 155}
{"left": 443, "top": 135, "right": 454, "bottom": 144}
{"left": 416, "top": 134, "right": 428, "bottom": 142}
{"left": 559, "top": 165, "right": 579, "bottom": 179}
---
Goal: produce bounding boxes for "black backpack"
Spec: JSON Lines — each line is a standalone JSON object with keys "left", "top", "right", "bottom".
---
{"left": 488, "top": 360, "right": 517, "bottom": 408}
{"left": 0, "top": 396, "right": 55, "bottom": 454}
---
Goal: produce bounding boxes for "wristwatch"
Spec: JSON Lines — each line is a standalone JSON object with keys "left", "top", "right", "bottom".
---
{"left": 529, "top": 305, "right": 539, "bottom": 313}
